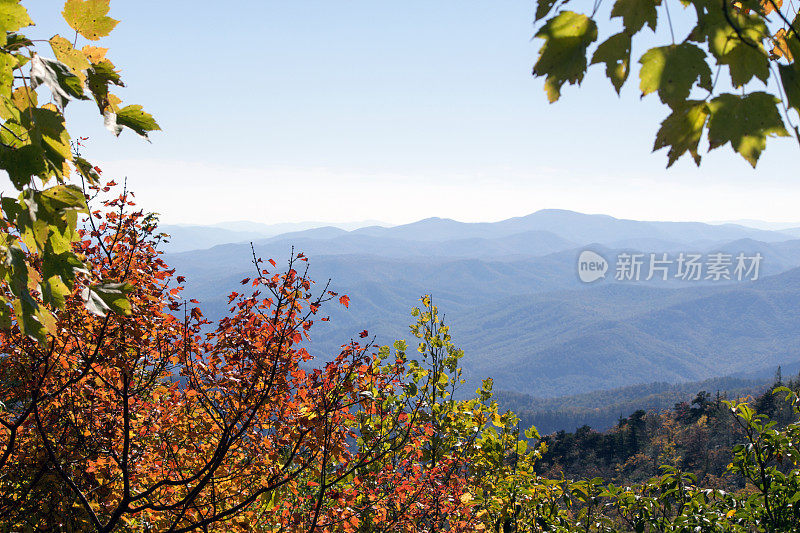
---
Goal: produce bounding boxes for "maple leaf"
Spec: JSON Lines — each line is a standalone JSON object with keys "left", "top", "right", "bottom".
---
{"left": 533, "top": 11, "right": 598, "bottom": 102}
{"left": 62, "top": 0, "right": 119, "bottom": 41}
{"left": 638, "top": 43, "right": 712, "bottom": 106}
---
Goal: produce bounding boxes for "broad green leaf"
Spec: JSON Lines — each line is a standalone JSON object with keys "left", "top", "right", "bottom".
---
{"left": 41, "top": 275, "right": 69, "bottom": 309}
{"left": 38, "top": 184, "right": 87, "bottom": 216}
{"left": 533, "top": 11, "right": 597, "bottom": 103}
{"left": 13, "top": 296, "right": 54, "bottom": 343}
{"left": 86, "top": 58, "right": 123, "bottom": 115}
{"left": 0, "top": 297, "right": 10, "bottom": 329}
{"left": 29, "top": 53, "right": 88, "bottom": 109}
{"left": 591, "top": 32, "right": 631, "bottom": 94}
{"left": 611, "top": 0, "right": 661, "bottom": 34}
{"left": 41, "top": 248, "right": 86, "bottom": 287}
{"left": 83, "top": 281, "right": 133, "bottom": 316}
{"left": 26, "top": 106, "right": 72, "bottom": 179}
{"left": 0, "top": 52, "right": 13, "bottom": 99}
{"left": 653, "top": 100, "right": 709, "bottom": 167}
{"left": 4, "top": 31, "right": 32, "bottom": 51}
{"left": 74, "top": 156, "right": 101, "bottom": 184}
{"left": 0, "top": 0, "right": 32, "bottom": 45}
{"left": 721, "top": 41, "right": 770, "bottom": 87}
{"left": 697, "top": 7, "right": 769, "bottom": 87}
{"left": 779, "top": 63, "right": 800, "bottom": 113}
{"left": 114, "top": 104, "right": 160, "bottom": 139}
{"left": 535, "top": 0, "right": 560, "bottom": 22}
{"left": 62, "top": 0, "right": 119, "bottom": 41}
{"left": 0, "top": 143, "right": 47, "bottom": 188}
{"left": 707, "top": 92, "right": 789, "bottom": 167}
{"left": 639, "top": 43, "right": 712, "bottom": 106}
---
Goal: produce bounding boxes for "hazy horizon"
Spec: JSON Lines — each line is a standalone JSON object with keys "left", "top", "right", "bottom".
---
{"left": 12, "top": 1, "right": 799, "bottom": 226}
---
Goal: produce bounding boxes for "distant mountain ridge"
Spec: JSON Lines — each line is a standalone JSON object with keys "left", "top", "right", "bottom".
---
{"left": 349, "top": 210, "right": 790, "bottom": 245}
{"left": 162, "top": 210, "right": 795, "bottom": 254}
{"left": 162, "top": 209, "right": 800, "bottom": 400}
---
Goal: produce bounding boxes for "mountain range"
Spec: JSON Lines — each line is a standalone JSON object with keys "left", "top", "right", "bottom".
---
{"left": 163, "top": 209, "right": 800, "bottom": 400}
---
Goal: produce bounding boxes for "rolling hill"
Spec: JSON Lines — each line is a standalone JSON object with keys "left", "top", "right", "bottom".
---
{"left": 162, "top": 210, "right": 800, "bottom": 400}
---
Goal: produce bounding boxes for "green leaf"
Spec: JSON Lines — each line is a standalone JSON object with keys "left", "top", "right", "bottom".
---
{"left": 38, "top": 184, "right": 87, "bottom": 217}
{"left": 41, "top": 275, "right": 69, "bottom": 309}
{"left": 779, "top": 63, "right": 800, "bottom": 113}
{"left": 26, "top": 106, "right": 72, "bottom": 179}
{"left": 611, "top": 0, "right": 661, "bottom": 34}
{"left": 74, "top": 156, "right": 102, "bottom": 184}
{"left": 0, "top": 0, "right": 33, "bottom": 46}
{"left": 653, "top": 100, "right": 709, "bottom": 167}
{"left": 62, "top": 0, "right": 119, "bottom": 41}
{"left": 86, "top": 58, "right": 124, "bottom": 124}
{"left": 591, "top": 32, "right": 631, "bottom": 94}
{"left": 0, "top": 51, "right": 13, "bottom": 98}
{"left": 83, "top": 281, "right": 133, "bottom": 316}
{"left": 722, "top": 41, "right": 770, "bottom": 88}
{"left": 533, "top": 11, "right": 597, "bottom": 103}
{"left": 13, "top": 296, "right": 54, "bottom": 344}
{"left": 29, "top": 53, "right": 88, "bottom": 109}
{"left": 706, "top": 92, "right": 789, "bottom": 167}
{"left": 535, "top": 0, "right": 560, "bottom": 22}
{"left": 0, "top": 296, "right": 11, "bottom": 330}
{"left": 639, "top": 43, "right": 712, "bottom": 106}
{"left": 114, "top": 104, "right": 160, "bottom": 139}
{"left": 41, "top": 248, "right": 86, "bottom": 289}
{"left": 0, "top": 143, "right": 47, "bottom": 188}
{"left": 689, "top": 2, "right": 770, "bottom": 87}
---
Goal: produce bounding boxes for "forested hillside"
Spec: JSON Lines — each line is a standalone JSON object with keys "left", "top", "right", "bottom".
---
{"left": 535, "top": 372, "right": 800, "bottom": 489}
{"left": 494, "top": 373, "right": 777, "bottom": 433}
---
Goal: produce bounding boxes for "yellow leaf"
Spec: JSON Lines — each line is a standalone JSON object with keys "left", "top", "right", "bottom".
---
{"left": 62, "top": 0, "right": 119, "bottom": 41}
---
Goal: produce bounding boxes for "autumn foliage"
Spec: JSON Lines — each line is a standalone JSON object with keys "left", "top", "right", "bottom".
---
{"left": 0, "top": 185, "right": 483, "bottom": 531}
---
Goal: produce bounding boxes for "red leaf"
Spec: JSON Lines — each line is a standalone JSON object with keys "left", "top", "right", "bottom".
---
{"left": 339, "top": 295, "right": 350, "bottom": 308}
{"left": 176, "top": 276, "right": 185, "bottom": 283}
{"left": 359, "top": 330, "right": 368, "bottom": 338}
{"left": 268, "top": 258, "right": 276, "bottom": 267}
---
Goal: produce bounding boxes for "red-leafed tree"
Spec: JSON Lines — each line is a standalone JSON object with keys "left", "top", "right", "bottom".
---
{"left": 0, "top": 182, "right": 479, "bottom": 532}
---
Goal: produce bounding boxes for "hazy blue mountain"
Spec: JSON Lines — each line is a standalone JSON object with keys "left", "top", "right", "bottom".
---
{"left": 712, "top": 219, "right": 800, "bottom": 231}
{"left": 350, "top": 210, "right": 792, "bottom": 245}
{"left": 448, "top": 267, "right": 800, "bottom": 396}
{"left": 159, "top": 225, "right": 270, "bottom": 253}
{"left": 161, "top": 210, "right": 795, "bottom": 254}
{"left": 213, "top": 220, "right": 390, "bottom": 234}
{"left": 160, "top": 221, "right": 391, "bottom": 252}
{"left": 165, "top": 228, "right": 800, "bottom": 400}
{"left": 160, "top": 210, "right": 800, "bottom": 401}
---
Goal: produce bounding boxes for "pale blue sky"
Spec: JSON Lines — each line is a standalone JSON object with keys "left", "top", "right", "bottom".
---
{"left": 19, "top": 1, "right": 800, "bottom": 225}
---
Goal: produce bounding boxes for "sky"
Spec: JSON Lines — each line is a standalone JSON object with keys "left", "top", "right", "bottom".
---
{"left": 12, "top": 1, "right": 800, "bottom": 225}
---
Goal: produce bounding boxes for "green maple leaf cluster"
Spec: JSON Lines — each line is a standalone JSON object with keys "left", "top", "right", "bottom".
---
{"left": 532, "top": 0, "right": 800, "bottom": 168}
{"left": 0, "top": 0, "right": 159, "bottom": 343}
